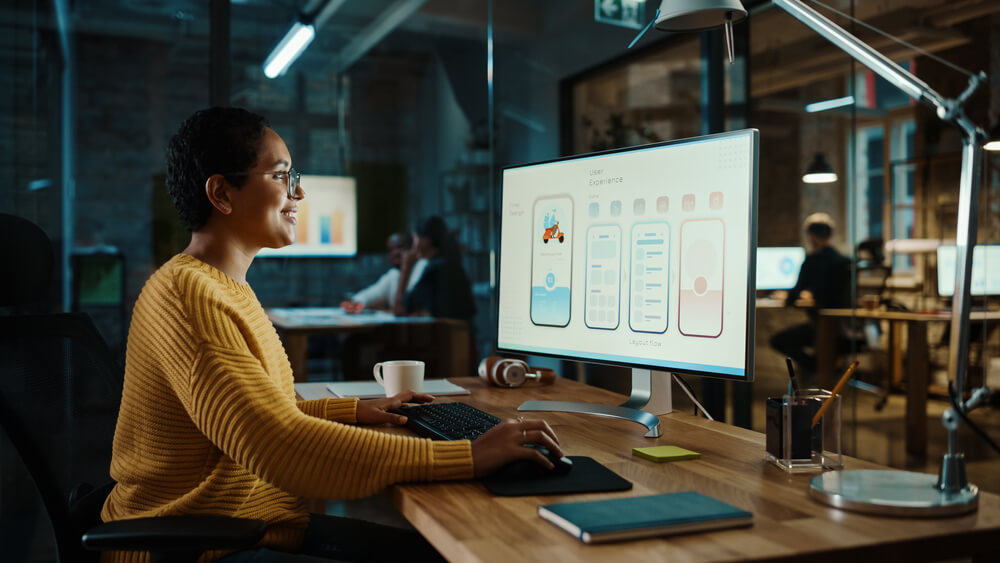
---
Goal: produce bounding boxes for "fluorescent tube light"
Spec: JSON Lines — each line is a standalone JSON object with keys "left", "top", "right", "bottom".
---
{"left": 263, "top": 22, "right": 316, "bottom": 79}
{"left": 985, "top": 140, "right": 1000, "bottom": 151}
{"left": 805, "top": 95, "right": 855, "bottom": 113}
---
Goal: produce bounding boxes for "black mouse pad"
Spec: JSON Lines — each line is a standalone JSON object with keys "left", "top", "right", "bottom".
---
{"left": 482, "top": 456, "right": 632, "bottom": 497}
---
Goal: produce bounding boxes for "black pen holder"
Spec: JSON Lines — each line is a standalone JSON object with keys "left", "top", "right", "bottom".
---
{"left": 765, "top": 389, "right": 842, "bottom": 473}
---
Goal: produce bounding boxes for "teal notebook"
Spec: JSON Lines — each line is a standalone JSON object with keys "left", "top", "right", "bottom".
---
{"left": 538, "top": 491, "right": 752, "bottom": 544}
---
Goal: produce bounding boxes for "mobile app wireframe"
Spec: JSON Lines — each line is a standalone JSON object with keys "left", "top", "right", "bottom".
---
{"left": 530, "top": 196, "right": 573, "bottom": 327}
{"left": 629, "top": 222, "right": 669, "bottom": 334}
{"left": 585, "top": 224, "right": 622, "bottom": 330}
{"left": 678, "top": 218, "right": 725, "bottom": 338}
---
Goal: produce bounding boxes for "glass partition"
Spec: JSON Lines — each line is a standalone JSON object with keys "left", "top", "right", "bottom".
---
{"left": 2, "top": 6, "right": 1000, "bottom": 550}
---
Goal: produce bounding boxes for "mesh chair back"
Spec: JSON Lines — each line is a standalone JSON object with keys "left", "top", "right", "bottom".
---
{"left": 0, "top": 214, "right": 55, "bottom": 308}
{"left": 0, "top": 313, "right": 123, "bottom": 561}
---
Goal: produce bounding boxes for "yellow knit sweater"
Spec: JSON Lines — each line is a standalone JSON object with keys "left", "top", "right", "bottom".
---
{"left": 101, "top": 254, "right": 474, "bottom": 562}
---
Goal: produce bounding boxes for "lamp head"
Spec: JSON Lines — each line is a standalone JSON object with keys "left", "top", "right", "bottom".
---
{"left": 654, "top": 0, "right": 748, "bottom": 32}
{"left": 803, "top": 153, "right": 837, "bottom": 184}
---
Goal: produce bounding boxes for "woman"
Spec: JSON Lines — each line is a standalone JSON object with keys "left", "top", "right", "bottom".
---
{"left": 101, "top": 107, "right": 560, "bottom": 562}
{"left": 392, "top": 216, "right": 476, "bottom": 325}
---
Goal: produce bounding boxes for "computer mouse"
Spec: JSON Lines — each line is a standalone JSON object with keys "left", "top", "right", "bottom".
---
{"left": 493, "top": 447, "right": 573, "bottom": 480}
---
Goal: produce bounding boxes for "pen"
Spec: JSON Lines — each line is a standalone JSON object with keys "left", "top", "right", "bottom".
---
{"left": 785, "top": 357, "right": 799, "bottom": 393}
{"left": 811, "top": 360, "right": 859, "bottom": 428}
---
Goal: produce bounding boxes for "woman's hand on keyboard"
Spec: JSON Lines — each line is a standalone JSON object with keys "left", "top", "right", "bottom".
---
{"left": 470, "top": 418, "right": 562, "bottom": 477}
{"left": 357, "top": 391, "right": 434, "bottom": 425}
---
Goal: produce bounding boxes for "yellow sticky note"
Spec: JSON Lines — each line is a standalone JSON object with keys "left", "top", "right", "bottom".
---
{"left": 632, "top": 445, "right": 701, "bottom": 462}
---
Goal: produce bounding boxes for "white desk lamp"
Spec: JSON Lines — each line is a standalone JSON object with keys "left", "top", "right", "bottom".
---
{"left": 641, "top": 0, "right": 988, "bottom": 516}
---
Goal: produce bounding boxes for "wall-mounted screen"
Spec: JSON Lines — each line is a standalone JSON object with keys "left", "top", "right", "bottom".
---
{"left": 258, "top": 175, "right": 357, "bottom": 257}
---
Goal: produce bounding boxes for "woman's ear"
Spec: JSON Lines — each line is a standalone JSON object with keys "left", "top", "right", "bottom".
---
{"left": 205, "top": 174, "right": 232, "bottom": 214}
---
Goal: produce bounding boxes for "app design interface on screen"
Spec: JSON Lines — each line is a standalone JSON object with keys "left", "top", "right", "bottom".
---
{"left": 498, "top": 132, "right": 755, "bottom": 378}
{"left": 531, "top": 196, "right": 574, "bottom": 326}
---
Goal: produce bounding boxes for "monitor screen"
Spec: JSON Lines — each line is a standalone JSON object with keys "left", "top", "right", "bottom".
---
{"left": 936, "top": 245, "right": 1000, "bottom": 297}
{"left": 258, "top": 175, "right": 357, "bottom": 257}
{"left": 756, "top": 247, "right": 806, "bottom": 290}
{"left": 497, "top": 129, "right": 758, "bottom": 381}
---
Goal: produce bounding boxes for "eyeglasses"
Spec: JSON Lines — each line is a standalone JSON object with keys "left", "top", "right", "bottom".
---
{"left": 222, "top": 168, "right": 301, "bottom": 199}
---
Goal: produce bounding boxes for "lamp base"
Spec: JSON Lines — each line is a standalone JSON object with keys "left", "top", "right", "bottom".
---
{"left": 809, "top": 470, "right": 978, "bottom": 517}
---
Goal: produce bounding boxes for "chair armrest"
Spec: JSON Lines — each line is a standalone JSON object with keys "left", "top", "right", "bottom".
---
{"left": 82, "top": 515, "right": 266, "bottom": 554}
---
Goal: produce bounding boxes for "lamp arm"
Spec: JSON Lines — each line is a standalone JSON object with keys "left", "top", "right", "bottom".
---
{"left": 773, "top": 0, "right": 945, "bottom": 115}
{"left": 772, "top": 0, "right": 986, "bottom": 402}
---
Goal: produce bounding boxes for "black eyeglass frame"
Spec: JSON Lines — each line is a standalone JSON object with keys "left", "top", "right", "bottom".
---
{"left": 221, "top": 168, "right": 301, "bottom": 198}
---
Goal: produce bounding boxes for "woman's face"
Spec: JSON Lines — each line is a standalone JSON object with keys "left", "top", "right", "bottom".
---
{"left": 227, "top": 128, "right": 303, "bottom": 251}
{"left": 414, "top": 234, "right": 434, "bottom": 258}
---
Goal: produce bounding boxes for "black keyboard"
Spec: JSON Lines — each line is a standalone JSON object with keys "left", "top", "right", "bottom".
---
{"left": 396, "top": 402, "right": 501, "bottom": 441}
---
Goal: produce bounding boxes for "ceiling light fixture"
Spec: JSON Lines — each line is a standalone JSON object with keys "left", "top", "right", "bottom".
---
{"left": 802, "top": 153, "right": 837, "bottom": 183}
{"left": 805, "top": 95, "right": 855, "bottom": 113}
{"left": 263, "top": 21, "right": 316, "bottom": 79}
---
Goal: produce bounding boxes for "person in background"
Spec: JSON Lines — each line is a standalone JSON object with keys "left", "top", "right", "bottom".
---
{"left": 393, "top": 216, "right": 476, "bottom": 325}
{"left": 770, "top": 212, "right": 852, "bottom": 376}
{"left": 340, "top": 232, "right": 424, "bottom": 313}
{"left": 101, "top": 107, "right": 561, "bottom": 563}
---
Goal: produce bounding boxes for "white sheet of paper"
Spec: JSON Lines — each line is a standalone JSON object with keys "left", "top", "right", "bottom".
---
{"left": 326, "top": 379, "right": 471, "bottom": 399}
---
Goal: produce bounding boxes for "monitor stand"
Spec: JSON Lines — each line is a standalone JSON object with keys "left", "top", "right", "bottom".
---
{"left": 517, "top": 368, "right": 670, "bottom": 438}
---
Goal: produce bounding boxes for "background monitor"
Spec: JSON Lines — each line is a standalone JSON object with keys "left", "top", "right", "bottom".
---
{"left": 497, "top": 129, "right": 758, "bottom": 383}
{"left": 937, "top": 245, "right": 1000, "bottom": 297}
{"left": 258, "top": 175, "right": 357, "bottom": 257}
{"left": 755, "top": 246, "right": 806, "bottom": 291}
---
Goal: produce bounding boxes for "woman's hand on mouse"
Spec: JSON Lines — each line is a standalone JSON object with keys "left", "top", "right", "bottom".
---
{"left": 470, "top": 418, "right": 561, "bottom": 477}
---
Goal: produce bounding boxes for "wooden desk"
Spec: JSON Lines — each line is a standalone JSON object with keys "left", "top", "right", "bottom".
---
{"left": 299, "top": 378, "right": 1000, "bottom": 562}
{"left": 817, "top": 308, "right": 1000, "bottom": 458}
{"left": 267, "top": 307, "right": 469, "bottom": 382}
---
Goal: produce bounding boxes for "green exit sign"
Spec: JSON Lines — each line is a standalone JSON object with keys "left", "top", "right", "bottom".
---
{"left": 595, "top": 0, "right": 647, "bottom": 30}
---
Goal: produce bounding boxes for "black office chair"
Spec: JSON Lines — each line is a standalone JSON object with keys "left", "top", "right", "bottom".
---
{"left": 0, "top": 213, "right": 265, "bottom": 563}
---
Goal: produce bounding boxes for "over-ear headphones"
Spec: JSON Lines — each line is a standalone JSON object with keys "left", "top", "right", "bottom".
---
{"left": 478, "top": 356, "right": 557, "bottom": 388}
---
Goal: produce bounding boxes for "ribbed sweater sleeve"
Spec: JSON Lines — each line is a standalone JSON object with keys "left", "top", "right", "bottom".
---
{"left": 297, "top": 398, "right": 358, "bottom": 423}
{"left": 167, "top": 265, "right": 472, "bottom": 498}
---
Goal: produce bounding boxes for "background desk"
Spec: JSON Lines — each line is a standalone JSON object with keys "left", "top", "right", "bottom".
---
{"left": 267, "top": 307, "right": 469, "bottom": 382}
{"left": 817, "top": 308, "right": 1000, "bottom": 457}
{"left": 297, "top": 378, "right": 1000, "bottom": 562}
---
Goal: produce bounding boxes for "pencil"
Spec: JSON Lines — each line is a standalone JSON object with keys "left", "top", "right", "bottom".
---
{"left": 811, "top": 360, "right": 859, "bottom": 428}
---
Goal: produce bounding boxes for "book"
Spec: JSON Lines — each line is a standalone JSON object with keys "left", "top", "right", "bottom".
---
{"left": 325, "top": 379, "right": 470, "bottom": 399}
{"left": 538, "top": 491, "right": 752, "bottom": 544}
{"left": 632, "top": 445, "right": 701, "bottom": 462}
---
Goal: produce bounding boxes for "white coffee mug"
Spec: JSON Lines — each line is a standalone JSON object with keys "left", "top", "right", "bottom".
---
{"left": 373, "top": 360, "right": 425, "bottom": 396}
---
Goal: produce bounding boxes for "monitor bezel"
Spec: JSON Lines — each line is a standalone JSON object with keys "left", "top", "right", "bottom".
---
{"left": 495, "top": 128, "right": 758, "bottom": 383}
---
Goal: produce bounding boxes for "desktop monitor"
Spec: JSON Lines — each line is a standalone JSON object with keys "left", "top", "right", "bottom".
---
{"left": 496, "top": 129, "right": 758, "bottom": 435}
{"left": 258, "top": 174, "right": 357, "bottom": 257}
{"left": 937, "top": 245, "right": 1000, "bottom": 297}
{"left": 755, "top": 247, "right": 806, "bottom": 291}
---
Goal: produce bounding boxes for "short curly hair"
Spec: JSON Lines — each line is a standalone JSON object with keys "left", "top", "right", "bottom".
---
{"left": 166, "top": 107, "right": 270, "bottom": 231}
